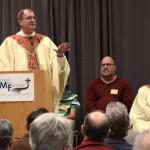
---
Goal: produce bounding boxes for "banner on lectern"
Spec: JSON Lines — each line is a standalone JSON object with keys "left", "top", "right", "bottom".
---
{"left": 0, "top": 73, "right": 34, "bottom": 102}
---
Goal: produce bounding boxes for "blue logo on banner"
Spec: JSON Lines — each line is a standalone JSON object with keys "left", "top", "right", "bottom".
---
{"left": 0, "top": 81, "right": 12, "bottom": 91}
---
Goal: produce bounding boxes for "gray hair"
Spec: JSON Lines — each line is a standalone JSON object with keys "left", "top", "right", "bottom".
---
{"left": 133, "top": 130, "right": 150, "bottom": 150}
{"left": 106, "top": 102, "right": 130, "bottom": 137}
{"left": 0, "top": 119, "right": 14, "bottom": 149}
{"left": 29, "top": 113, "right": 72, "bottom": 150}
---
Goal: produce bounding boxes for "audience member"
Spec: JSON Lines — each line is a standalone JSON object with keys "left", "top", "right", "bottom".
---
{"left": 57, "top": 84, "right": 80, "bottom": 120}
{"left": 105, "top": 102, "right": 132, "bottom": 150}
{"left": 74, "top": 111, "right": 112, "bottom": 150}
{"left": 130, "top": 84, "right": 150, "bottom": 134}
{"left": 0, "top": 119, "right": 14, "bottom": 150}
{"left": 11, "top": 107, "right": 48, "bottom": 150}
{"left": 29, "top": 112, "right": 72, "bottom": 150}
{"left": 56, "top": 82, "right": 80, "bottom": 146}
{"left": 86, "top": 56, "right": 133, "bottom": 112}
{"left": 0, "top": 8, "right": 70, "bottom": 110}
{"left": 133, "top": 129, "right": 150, "bottom": 150}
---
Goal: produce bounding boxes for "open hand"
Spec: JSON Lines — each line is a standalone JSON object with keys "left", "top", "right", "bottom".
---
{"left": 54, "top": 42, "right": 70, "bottom": 57}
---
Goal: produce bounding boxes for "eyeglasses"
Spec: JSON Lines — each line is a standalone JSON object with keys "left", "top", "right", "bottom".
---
{"left": 23, "top": 16, "right": 36, "bottom": 20}
{"left": 101, "top": 63, "right": 115, "bottom": 67}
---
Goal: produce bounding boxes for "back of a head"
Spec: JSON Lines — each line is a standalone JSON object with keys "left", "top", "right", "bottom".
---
{"left": 0, "top": 119, "right": 14, "bottom": 150}
{"left": 29, "top": 113, "right": 72, "bottom": 150}
{"left": 83, "top": 111, "right": 110, "bottom": 141}
{"left": 26, "top": 107, "right": 49, "bottom": 130}
{"left": 106, "top": 102, "right": 130, "bottom": 137}
{"left": 133, "top": 130, "right": 150, "bottom": 150}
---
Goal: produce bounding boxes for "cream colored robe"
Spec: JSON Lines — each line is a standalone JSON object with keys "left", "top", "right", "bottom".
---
{"left": 0, "top": 33, "right": 70, "bottom": 111}
{"left": 130, "top": 85, "right": 150, "bottom": 133}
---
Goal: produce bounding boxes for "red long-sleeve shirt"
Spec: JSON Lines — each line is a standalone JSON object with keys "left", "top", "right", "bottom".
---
{"left": 86, "top": 77, "right": 133, "bottom": 112}
{"left": 74, "top": 139, "right": 112, "bottom": 150}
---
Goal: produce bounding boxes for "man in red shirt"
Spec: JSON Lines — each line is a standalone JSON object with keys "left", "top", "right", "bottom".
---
{"left": 74, "top": 111, "right": 112, "bottom": 150}
{"left": 86, "top": 56, "right": 133, "bottom": 112}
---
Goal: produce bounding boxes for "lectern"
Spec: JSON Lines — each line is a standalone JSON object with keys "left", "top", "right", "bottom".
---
{"left": 0, "top": 70, "right": 53, "bottom": 138}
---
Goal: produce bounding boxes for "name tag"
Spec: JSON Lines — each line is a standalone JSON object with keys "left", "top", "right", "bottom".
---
{"left": 110, "top": 89, "right": 118, "bottom": 95}
{"left": 59, "top": 104, "right": 70, "bottom": 110}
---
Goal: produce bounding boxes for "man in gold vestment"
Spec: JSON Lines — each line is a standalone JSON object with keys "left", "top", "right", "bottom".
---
{"left": 0, "top": 8, "right": 70, "bottom": 111}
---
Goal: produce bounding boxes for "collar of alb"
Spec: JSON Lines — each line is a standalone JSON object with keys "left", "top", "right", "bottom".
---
{"left": 18, "top": 30, "right": 35, "bottom": 37}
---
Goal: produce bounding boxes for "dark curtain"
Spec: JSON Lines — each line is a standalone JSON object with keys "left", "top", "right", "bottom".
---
{"left": 1, "top": 0, "right": 150, "bottom": 130}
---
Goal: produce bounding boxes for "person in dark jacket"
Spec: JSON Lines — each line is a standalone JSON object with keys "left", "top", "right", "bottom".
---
{"left": 105, "top": 101, "right": 132, "bottom": 150}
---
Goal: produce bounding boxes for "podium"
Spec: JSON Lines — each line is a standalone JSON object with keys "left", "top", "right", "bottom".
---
{"left": 0, "top": 70, "right": 53, "bottom": 138}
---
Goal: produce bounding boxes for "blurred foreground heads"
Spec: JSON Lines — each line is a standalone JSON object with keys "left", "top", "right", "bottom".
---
{"left": 74, "top": 111, "right": 112, "bottom": 150}
{"left": 0, "top": 119, "right": 14, "bottom": 150}
{"left": 29, "top": 112, "right": 72, "bottom": 150}
{"left": 105, "top": 102, "right": 132, "bottom": 150}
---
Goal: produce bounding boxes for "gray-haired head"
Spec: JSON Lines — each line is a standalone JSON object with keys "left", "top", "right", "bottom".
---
{"left": 133, "top": 129, "right": 150, "bottom": 150}
{"left": 106, "top": 102, "right": 130, "bottom": 137}
{"left": 29, "top": 112, "right": 72, "bottom": 150}
{"left": 0, "top": 119, "right": 14, "bottom": 150}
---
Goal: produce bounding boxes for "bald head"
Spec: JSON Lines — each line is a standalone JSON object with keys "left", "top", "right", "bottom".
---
{"left": 100, "top": 56, "right": 116, "bottom": 78}
{"left": 88, "top": 111, "right": 109, "bottom": 127}
{"left": 83, "top": 111, "right": 110, "bottom": 141}
{"left": 101, "top": 56, "right": 115, "bottom": 64}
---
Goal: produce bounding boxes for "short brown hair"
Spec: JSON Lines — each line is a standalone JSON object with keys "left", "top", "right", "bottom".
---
{"left": 17, "top": 8, "right": 34, "bottom": 21}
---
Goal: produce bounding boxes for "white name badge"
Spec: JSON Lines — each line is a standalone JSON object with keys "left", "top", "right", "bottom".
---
{"left": 110, "top": 89, "right": 118, "bottom": 95}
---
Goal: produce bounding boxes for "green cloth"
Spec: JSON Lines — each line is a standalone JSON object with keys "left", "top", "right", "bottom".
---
{"left": 58, "top": 89, "right": 80, "bottom": 116}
